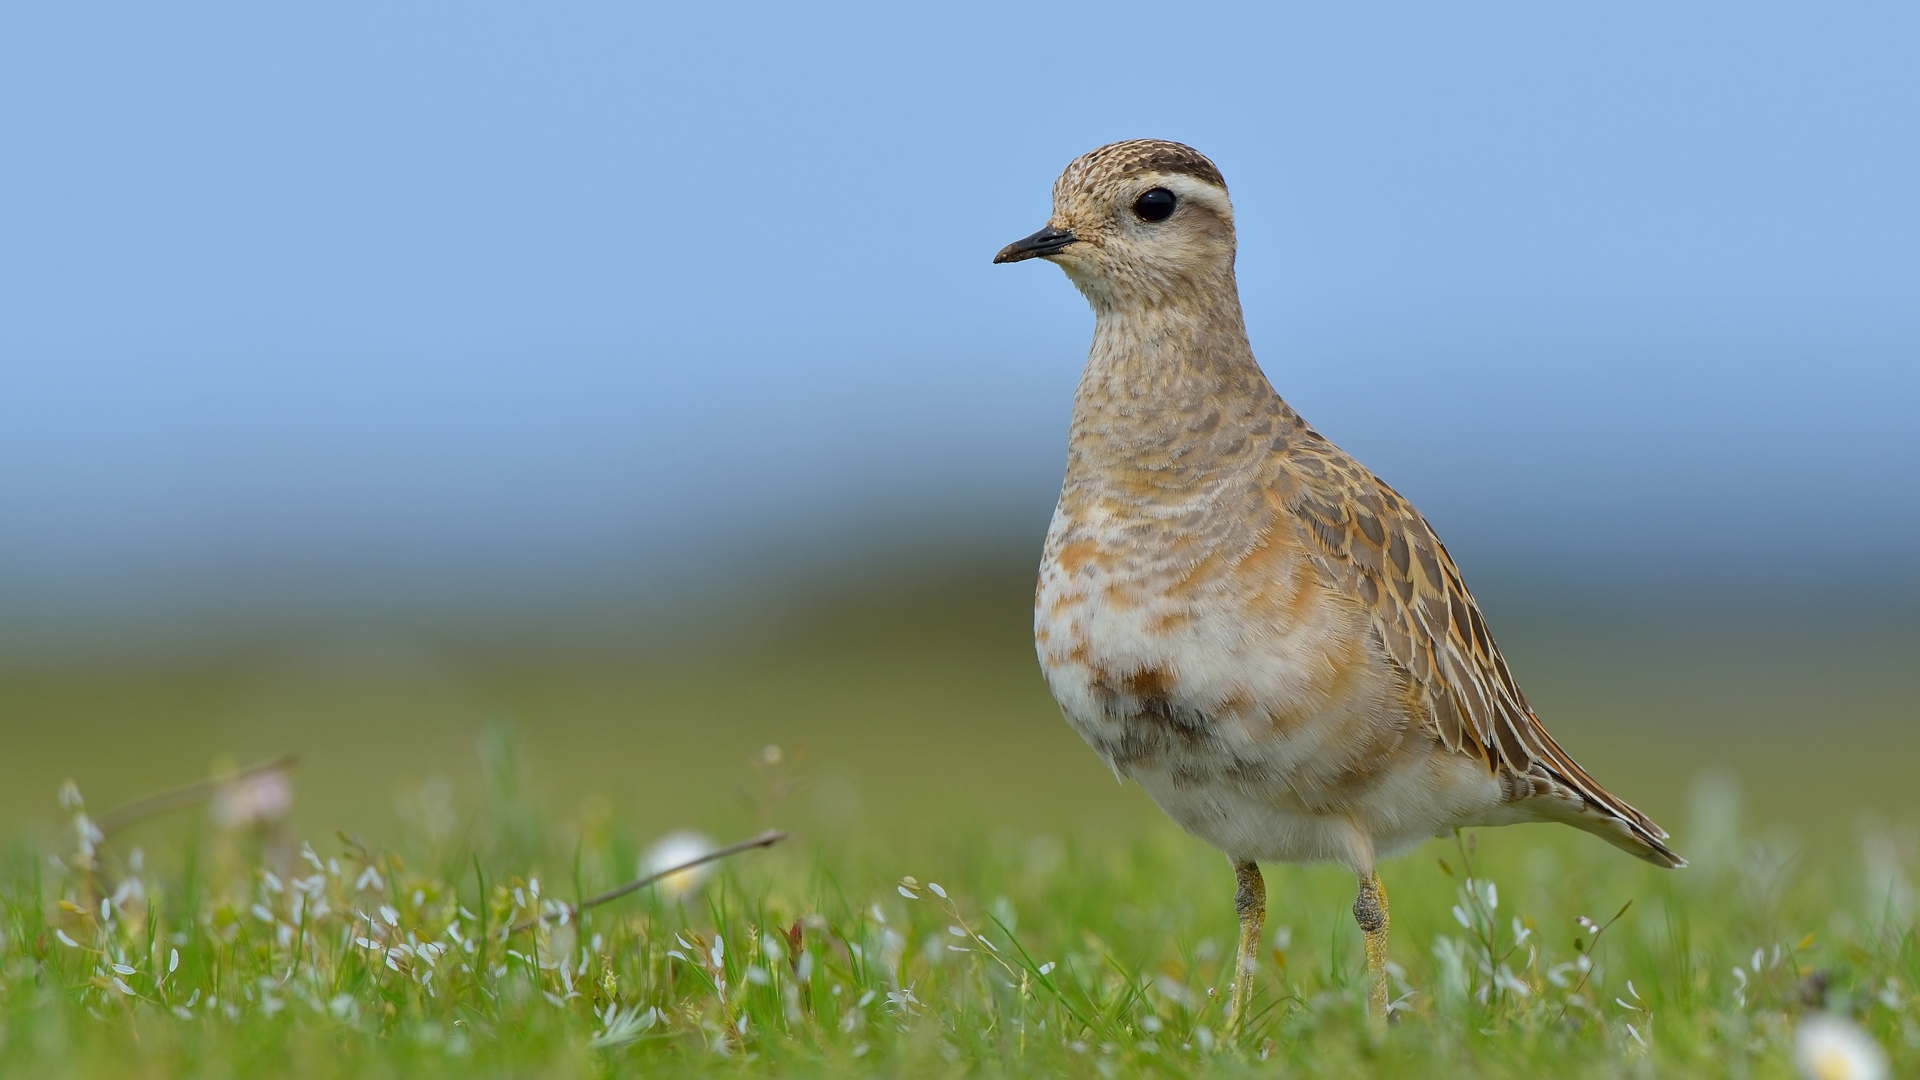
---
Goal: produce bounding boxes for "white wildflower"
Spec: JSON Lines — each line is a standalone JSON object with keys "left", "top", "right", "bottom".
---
{"left": 589, "top": 1004, "right": 659, "bottom": 1049}
{"left": 1794, "top": 1014, "right": 1888, "bottom": 1080}
{"left": 210, "top": 769, "right": 292, "bottom": 830}
{"left": 643, "top": 831, "right": 716, "bottom": 900}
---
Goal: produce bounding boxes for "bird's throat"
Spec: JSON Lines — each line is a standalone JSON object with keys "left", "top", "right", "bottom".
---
{"left": 1065, "top": 285, "right": 1283, "bottom": 494}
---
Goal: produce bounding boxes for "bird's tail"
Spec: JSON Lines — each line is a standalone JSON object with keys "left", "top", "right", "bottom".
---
{"left": 1528, "top": 789, "right": 1686, "bottom": 869}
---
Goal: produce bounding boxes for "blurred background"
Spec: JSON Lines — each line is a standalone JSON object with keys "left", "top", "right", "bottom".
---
{"left": 2, "top": 3, "right": 1916, "bottom": 855}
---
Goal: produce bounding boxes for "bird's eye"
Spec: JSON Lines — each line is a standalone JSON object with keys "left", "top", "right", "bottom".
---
{"left": 1132, "top": 188, "right": 1177, "bottom": 222}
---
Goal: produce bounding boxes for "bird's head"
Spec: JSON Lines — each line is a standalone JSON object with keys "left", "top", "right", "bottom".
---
{"left": 994, "top": 139, "right": 1236, "bottom": 312}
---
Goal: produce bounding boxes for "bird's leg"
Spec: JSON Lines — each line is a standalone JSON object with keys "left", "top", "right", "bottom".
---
{"left": 1353, "top": 872, "right": 1390, "bottom": 1017}
{"left": 1227, "top": 860, "right": 1265, "bottom": 1033}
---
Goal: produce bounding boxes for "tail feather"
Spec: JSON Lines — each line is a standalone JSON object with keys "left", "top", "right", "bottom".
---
{"left": 1526, "top": 791, "right": 1686, "bottom": 869}
{"left": 1504, "top": 706, "right": 1685, "bottom": 868}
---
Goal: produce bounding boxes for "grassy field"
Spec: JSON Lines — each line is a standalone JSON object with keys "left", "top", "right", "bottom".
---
{"left": 2, "top": 566, "right": 1916, "bottom": 1076}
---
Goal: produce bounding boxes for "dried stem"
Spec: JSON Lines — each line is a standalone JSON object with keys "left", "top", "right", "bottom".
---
{"left": 508, "top": 828, "right": 788, "bottom": 935}
{"left": 93, "top": 753, "right": 300, "bottom": 837}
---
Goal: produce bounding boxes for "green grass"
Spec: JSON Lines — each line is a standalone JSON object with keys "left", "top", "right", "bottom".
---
{"left": 2, "top": 739, "right": 1915, "bottom": 1078}
{"left": 2, "top": 572, "right": 1917, "bottom": 1076}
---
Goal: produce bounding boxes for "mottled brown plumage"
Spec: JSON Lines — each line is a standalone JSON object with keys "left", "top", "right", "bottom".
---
{"left": 1271, "top": 399, "right": 1679, "bottom": 865}
{"left": 999, "top": 138, "right": 1681, "bottom": 1024}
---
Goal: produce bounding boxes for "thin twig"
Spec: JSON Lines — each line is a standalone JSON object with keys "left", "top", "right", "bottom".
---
{"left": 94, "top": 753, "right": 300, "bottom": 837}
{"left": 1557, "top": 899, "right": 1632, "bottom": 1021}
{"left": 508, "top": 829, "right": 788, "bottom": 935}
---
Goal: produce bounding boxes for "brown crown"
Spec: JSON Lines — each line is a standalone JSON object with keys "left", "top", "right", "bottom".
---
{"left": 1061, "top": 139, "right": 1227, "bottom": 193}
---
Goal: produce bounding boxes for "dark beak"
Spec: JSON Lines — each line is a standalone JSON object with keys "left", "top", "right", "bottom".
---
{"left": 993, "top": 226, "right": 1077, "bottom": 264}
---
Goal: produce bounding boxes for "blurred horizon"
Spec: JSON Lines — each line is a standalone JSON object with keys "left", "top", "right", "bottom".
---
{"left": 6, "top": 558, "right": 1918, "bottom": 849}
{"left": 4, "top": 2, "right": 1919, "bottom": 662}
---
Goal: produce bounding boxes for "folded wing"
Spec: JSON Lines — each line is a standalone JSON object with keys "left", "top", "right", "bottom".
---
{"left": 1264, "top": 413, "right": 1683, "bottom": 868}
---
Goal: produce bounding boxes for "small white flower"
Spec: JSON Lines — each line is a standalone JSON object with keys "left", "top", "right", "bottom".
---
{"left": 643, "top": 832, "right": 716, "bottom": 900}
{"left": 380, "top": 905, "right": 399, "bottom": 927}
{"left": 55, "top": 929, "right": 80, "bottom": 947}
{"left": 1038, "top": 962, "right": 1056, "bottom": 975}
{"left": 1794, "top": 1014, "right": 1888, "bottom": 1080}
{"left": 210, "top": 769, "right": 293, "bottom": 830}
{"left": 589, "top": 1005, "right": 659, "bottom": 1049}
{"left": 928, "top": 882, "right": 947, "bottom": 898}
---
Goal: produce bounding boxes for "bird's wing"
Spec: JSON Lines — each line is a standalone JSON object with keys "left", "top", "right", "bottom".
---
{"left": 1264, "top": 415, "right": 1681, "bottom": 866}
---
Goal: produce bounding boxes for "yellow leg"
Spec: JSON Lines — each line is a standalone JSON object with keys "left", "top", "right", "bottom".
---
{"left": 1227, "top": 860, "right": 1265, "bottom": 1033}
{"left": 1353, "top": 873, "right": 1390, "bottom": 1018}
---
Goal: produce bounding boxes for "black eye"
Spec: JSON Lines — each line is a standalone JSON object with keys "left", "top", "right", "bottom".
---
{"left": 1132, "top": 187, "right": 1177, "bottom": 222}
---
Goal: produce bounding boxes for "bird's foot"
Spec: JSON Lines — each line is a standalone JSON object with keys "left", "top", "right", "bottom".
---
{"left": 1353, "top": 873, "right": 1391, "bottom": 1020}
{"left": 1226, "top": 860, "right": 1265, "bottom": 1034}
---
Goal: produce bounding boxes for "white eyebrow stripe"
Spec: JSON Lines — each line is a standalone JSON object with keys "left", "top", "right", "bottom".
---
{"left": 1148, "top": 173, "right": 1234, "bottom": 225}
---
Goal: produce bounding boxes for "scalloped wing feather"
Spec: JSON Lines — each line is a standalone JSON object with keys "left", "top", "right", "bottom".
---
{"left": 1269, "top": 420, "right": 1683, "bottom": 868}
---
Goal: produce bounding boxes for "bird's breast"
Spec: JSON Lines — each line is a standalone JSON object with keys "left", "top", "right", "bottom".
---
{"left": 1034, "top": 492, "right": 1420, "bottom": 818}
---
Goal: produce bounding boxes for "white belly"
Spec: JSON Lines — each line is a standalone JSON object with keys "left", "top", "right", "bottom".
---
{"left": 1034, "top": 505, "right": 1508, "bottom": 872}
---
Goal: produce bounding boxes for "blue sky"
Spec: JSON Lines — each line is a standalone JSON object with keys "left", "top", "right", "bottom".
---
{"left": 3, "top": 3, "right": 1917, "bottom": 630}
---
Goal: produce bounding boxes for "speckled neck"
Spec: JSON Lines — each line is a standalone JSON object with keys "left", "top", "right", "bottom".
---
{"left": 1063, "top": 275, "right": 1286, "bottom": 497}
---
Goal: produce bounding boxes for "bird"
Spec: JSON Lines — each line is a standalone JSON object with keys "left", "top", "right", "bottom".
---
{"left": 994, "top": 139, "right": 1682, "bottom": 1026}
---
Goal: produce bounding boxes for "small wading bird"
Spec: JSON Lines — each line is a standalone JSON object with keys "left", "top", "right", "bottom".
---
{"left": 995, "top": 140, "right": 1682, "bottom": 1026}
